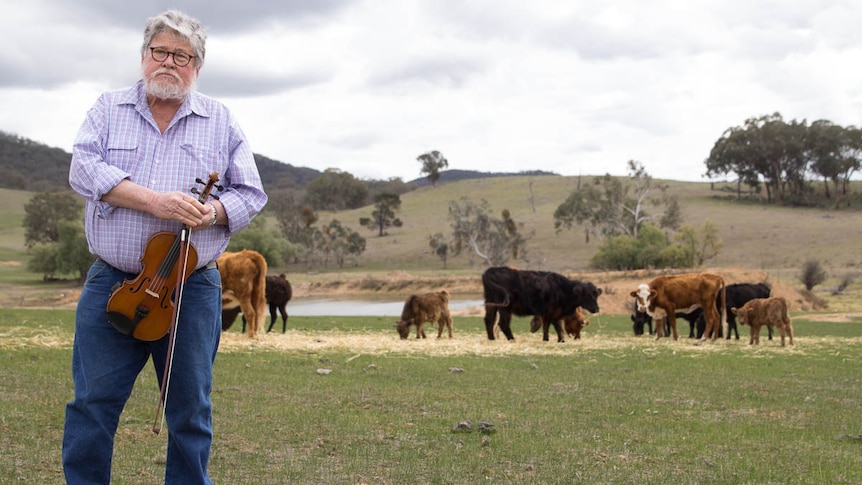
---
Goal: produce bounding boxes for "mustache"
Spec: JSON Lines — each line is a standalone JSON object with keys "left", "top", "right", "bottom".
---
{"left": 149, "top": 68, "right": 182, "bottom": 82}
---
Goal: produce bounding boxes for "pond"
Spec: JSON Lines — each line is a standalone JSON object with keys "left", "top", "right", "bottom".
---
{"left": 287, "top": 298, "right": 486, "bottom": 317}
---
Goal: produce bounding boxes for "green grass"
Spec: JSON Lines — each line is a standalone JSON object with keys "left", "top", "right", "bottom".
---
{"left": 2, "top": 309, "right": 861, "bottom": 484}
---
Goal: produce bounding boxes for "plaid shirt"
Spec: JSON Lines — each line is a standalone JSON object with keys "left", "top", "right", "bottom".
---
{"left": 69, "top": 80, "right": 267, "bottom": 274}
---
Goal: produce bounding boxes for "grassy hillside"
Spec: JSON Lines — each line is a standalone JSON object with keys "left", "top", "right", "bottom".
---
{"left": 3, "top": 178, "right": 862, "bottom": 303}
{"left": 320, "top": 176, "right": 862, "bottom": 277}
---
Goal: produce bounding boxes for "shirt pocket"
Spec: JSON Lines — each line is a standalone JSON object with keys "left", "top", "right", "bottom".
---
{"left": 106, "top": 138, "right": 140, "bottom": 172}
{"left": 180, "top": 144, "right": 228, "bottom": 183}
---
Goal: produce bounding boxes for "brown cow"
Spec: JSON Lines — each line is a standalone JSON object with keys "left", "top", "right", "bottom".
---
{"left": 731, "top": 297, "right": 794, "bottom": 346}
{"left": 395, "top": 290, "right": 453, "bottom": 339}
{"left": 530, "top": 308, "right": 590, "bottom": 340}
{"left": 218, "top": 250, "right": 267, "bottom": 338}
{"left": 630, "top": 273, "right": 726, "bottom": 341}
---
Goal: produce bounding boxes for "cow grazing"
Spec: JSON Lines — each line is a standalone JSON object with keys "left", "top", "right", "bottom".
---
{"left": 482, "top": 266, "right": 602, "bottom": 342}
{"left": 630, "top": 273, "right": 726, "bottom": 341}
{"left": 731, "top": 297, "right": 794, "bottom": 346}
{"left": 222, "top": 274, "right": 293, "bottom": 334}
{"left": 395, "top": 290, "right": 453, "bottom": 339}
{"left": 693, "top": 283, "right": 772, "bottom": 340}
{"left": 218, "top": 250, "right": 267, "bottom": 338}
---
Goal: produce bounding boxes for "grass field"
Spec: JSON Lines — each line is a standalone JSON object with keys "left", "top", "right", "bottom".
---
{"left": 3, "top": 309, "right": 861, "bottom": 484}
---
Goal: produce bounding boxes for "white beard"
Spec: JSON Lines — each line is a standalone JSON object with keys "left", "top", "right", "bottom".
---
{"left": 143, "top": 68, "right": 196, "bottom": 100}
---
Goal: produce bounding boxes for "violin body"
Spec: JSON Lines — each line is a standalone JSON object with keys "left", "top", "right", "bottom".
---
{"left": 105, "top": 172, "right": 220, "bottom": 342}
{"left": 107, "top": 231, "right": 199, "bottom": 341}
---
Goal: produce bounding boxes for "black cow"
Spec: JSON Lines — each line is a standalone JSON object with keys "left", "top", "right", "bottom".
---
{"left": 482, "top": 267, "right": 602, "bottom": 342}
{"left": 694, "top": 283, "right": 772, "bottom": 340}
{"left": 222, "top": 274, "right": 293, "bottom": 333}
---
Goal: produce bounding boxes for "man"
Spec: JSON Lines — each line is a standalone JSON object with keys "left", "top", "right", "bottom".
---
{"left": 63, "top": 10, "right": 267, "bottom": 484}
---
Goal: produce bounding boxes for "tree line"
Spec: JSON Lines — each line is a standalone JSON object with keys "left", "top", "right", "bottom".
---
{"left": 705, "top": 112, "right": 862, "bottom": 207}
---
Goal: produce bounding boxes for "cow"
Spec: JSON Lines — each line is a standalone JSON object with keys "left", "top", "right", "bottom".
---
{"left": 631, "top": 305, "right": 684, "bottom": 337}
{"left": 482, "top": 266, "right": 602, "bottom": 342}
{"left": 693, "top": 283, "right": 772, "bottom": 340}
{"left": 265, "top": 274, "right": 292, "bottom": 333}
{"left": 731, "top": 297, "right": 794, "bottom": 346}
{"left": 531, "top": 308, "right": 590, "bottom": 340}
{"left": 217, "top": 250, "right": 267, "bottom": 338}
{"left": 630, "top": 273, "right": 726, "bottom": 341}
{"left": 395, "top": 290, "right": 453, "bottom": 339}
{"left": 222, "top": 273, "right": 293, "bottom": 334}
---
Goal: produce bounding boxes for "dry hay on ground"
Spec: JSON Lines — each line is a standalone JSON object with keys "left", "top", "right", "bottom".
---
{"left": 216, "top": 326, "right": 861, "bottom": 358}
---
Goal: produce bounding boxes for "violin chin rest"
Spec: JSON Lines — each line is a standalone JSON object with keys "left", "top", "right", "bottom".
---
{"left": 107, "top": 311, "right": 136, "bottom": 336}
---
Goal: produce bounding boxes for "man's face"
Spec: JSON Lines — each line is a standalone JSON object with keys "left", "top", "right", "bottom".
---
{"left": 142, "top": 32, "right": 199, "bottom": 100}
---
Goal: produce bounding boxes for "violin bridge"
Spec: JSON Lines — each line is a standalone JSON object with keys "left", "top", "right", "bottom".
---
{"left": 145, "top": 289, "right": 160, "bottom": 298}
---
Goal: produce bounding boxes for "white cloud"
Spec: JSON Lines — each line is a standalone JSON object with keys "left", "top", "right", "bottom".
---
{"left": 2, "top": 0, "right": 861, "bottom": 183}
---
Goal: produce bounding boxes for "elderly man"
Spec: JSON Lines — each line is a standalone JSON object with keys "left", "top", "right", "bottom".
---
{"left": 63, "top": 10, "right": 267, "bottom": 484}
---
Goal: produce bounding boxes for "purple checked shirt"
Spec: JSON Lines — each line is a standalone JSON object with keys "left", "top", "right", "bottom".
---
{"left": 69, "top": 80, "right": 268, "bottom": 274}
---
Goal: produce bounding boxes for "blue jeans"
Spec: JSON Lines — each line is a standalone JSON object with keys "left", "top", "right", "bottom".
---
{"left": 63, "top": 261, "right": 222, "bottom": 484}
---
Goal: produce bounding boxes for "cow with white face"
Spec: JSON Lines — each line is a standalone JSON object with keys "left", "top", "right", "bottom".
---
{"left": 630, "top": 273, "right": 726, "bottom": 341}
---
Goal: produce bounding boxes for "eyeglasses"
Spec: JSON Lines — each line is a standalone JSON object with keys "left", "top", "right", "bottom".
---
{"left": 149, "top": 47, "right": 195, "bottom": 67}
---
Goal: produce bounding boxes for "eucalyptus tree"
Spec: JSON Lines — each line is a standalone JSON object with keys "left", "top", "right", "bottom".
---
{"left": 553, "top": 160, "right": 680, "bottom": 241}
{"left": 417, "top": 150, "right": 449, "bottom": 187}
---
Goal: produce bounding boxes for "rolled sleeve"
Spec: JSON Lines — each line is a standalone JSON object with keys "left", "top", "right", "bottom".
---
{"left": 69, "top": 95, "right": 131, "bottom": 202}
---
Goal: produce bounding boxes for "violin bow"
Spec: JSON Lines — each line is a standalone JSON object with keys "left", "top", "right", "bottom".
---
{"left": 152, "top": 172, "right": 221, "bottom": 435}
{"left": 152, "top": 224, "right": 193, "bottom": 434}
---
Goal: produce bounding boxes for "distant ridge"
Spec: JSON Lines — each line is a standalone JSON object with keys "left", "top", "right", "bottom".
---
{"left": 0, "top": 131, "right": 557, "bottom": 193}
{"left": 410, "top": 169, "right": 559, "bottom": 187}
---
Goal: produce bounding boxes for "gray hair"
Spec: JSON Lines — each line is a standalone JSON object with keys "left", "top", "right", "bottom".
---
{"left": 141, "top": 10, "right": 207, "bottom": 68}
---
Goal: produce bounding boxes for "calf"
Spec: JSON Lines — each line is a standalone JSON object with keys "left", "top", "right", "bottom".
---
{"left": 395, "top": 290, "right": 453, "bottom": 339}
{"left": 218, "top": 250, "right": 267, "bottom": 338}
{"left": 694, "top": 282, "right": 772, "bottom": 340}
{"left": 630, "top": 273, "right": 726, "bottom": 341}
{"left": 265, "top": 274, "right": 293, "bottom": 333}
{"left": 731, "top": 297, "right": 794, "bottom": 346}
{"left": 531, "top": 308, "right": 590, "bottom": 340}
{"left": 222, "top": 274, "right": 293, "bottom": 333}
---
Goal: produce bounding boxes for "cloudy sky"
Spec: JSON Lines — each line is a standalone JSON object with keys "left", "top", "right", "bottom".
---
{"left": 1, "top": 0, "right": 860, "bottom": 182}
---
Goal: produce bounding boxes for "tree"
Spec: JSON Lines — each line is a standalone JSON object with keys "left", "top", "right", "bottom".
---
{"left": 226, "top": 216, "right": 303, "bottom": 267}
{"left": 447, "top": 197, "right": 528, "bottom": 266}
{"left": 428, "top": 232, "right": 449, "bottom": 268}
{"left": 27, "top": 220, "right": 91, "bottom": 281}
{"left": 417, "top": 150, "right": 448, "bottom": 187}
{"left": 321, "top": 219, "right": 366, "bottom": 268}
{"left": 670, "top": 221, "right": 723, "bottom": 267}
{"left": 304, "top": 168, "right": 369, "bottom": 210}
{"left": 553, "top": 160, "right": 680, "bottom": 240}
{"left": 705, "top": 113, "right": 812, "bottom": 205}
{"left": 800, "top": 260, "right": 827, "bottom": 291}
{"left": 23, "top": 191, "right": 83, "bottom": 248}
{"left": 359, "top": 193, "right": 403, "bottom": 236}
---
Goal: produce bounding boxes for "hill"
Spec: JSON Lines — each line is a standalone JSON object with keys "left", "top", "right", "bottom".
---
{"left": 0, "top": 132, "right": 540, "bottom": 194}
{"left": 2, "top": 175, "right": 862, "bottom": 314}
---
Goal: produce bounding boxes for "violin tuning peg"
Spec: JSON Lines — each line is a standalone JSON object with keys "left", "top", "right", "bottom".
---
{"left": 210, "top": 194, "right": 220, "bottom": 200}
{"left": 190, "top": 188, "right": 201, "bottom": 195}
{"left": 195, "top": 177, "right": 205, "bottom": 185}
{"left": 216, "top": 184, "right": 224, "bottom": 192}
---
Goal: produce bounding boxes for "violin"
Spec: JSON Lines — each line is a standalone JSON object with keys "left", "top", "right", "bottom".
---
{"left": 106, "top": 172, "right": 222, "bottom": 341}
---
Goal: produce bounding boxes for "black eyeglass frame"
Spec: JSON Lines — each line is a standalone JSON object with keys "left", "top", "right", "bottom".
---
{"left": 148, "top": 47, "right": 196, "bottom": 67}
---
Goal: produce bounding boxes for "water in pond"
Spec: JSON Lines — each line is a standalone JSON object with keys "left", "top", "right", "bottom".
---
{"left": 287, "top": 299, "right": 485, "bottom": 316}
